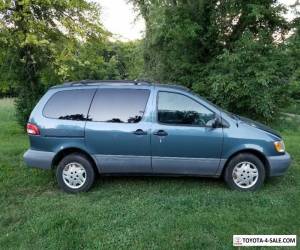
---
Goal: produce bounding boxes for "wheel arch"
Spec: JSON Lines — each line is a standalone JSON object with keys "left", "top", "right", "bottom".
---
{"left": 52, "top": 147, "right": 98, "bottom": 173}
{"left": 221, "top": 149, "right": 270, "bottom": 177}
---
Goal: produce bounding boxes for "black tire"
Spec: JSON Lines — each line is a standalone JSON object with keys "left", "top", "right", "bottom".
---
{"left": 56, "top": 153, "right": 95, "bottom": 193}
{"left": 224, "top": 153, "right": 266, "bottom": 191}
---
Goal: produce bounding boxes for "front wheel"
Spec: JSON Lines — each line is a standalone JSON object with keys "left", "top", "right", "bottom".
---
{"left": 56, "top": 153, "right": 95, "bottom": 193}
{"left": 224, "top": 153, "right": 266, "bottom": 191}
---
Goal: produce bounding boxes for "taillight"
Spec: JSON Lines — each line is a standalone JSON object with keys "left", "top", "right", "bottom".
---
{"left": 26, "top": 123, "right": 40, "bottom": 135}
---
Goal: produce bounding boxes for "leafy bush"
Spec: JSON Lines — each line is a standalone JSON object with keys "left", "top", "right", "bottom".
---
{"left": 0, "top": 1, "right": 144, "bottom": 127}
{"left": 193, "top": 31, "right": 291, "bottom": 122}
{"left": 287, "top": 19, "right": 300, "bottom": 100}
{"left": 131, "top": 0, "right": 297, "bottom": 122}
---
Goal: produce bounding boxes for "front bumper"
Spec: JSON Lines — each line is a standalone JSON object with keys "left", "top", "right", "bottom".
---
{"left": 23, "top": 149, "right": 55, "bottom": 170}
{"left": 268, "top": 152, "right": 292, "bottom": 177}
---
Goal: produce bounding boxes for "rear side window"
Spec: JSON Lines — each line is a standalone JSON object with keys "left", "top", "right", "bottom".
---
{"left": 43, "top": 89, "right": 95, "bottom": 121}
{"left": 89, "top": 89, "right": 150, "bottom": 123}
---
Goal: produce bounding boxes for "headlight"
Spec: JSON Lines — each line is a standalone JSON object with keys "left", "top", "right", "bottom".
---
{"left": 274, "top": 140, "right": 285, "bottom": 153}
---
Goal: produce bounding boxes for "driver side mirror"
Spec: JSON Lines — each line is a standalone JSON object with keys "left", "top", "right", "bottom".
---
{"left": 206, "top": 116, "right": 222, "bottom": 128}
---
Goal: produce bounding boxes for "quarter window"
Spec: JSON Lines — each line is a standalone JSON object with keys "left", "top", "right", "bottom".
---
{"left": 43, "top": 89, "right": 95, "bottom": 121}
{"left": 157, "top": 92, "right": 215, "bottom": 126}
{"left": 89, "top": 89, "right": 150, "bottom": 123}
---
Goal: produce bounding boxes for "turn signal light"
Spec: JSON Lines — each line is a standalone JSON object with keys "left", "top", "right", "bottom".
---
{"left": 274, "top": 140, "right": 285, "bottom": 153}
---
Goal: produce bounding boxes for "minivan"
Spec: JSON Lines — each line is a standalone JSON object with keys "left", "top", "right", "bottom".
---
{"left": 24, "top": 80, "right": 291, "bottom": 193}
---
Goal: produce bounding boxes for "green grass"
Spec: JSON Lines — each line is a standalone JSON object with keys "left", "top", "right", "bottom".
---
{"left": 0, "top": 98, "right": 299, "bottom": 249}
{"left": 282, "top": 99, "right": 300, "bottom": 115}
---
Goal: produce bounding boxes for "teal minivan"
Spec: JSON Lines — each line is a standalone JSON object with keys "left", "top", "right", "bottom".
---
{"left": 24, "top": 80, "right": 291, "bottom": 193}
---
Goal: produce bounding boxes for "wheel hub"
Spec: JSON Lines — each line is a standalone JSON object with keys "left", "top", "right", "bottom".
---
{"left": 62, "top": 162, "right": 87, "bottom": 189}
{"left": 232, "top": 161, "right": 259, "bottom": 189}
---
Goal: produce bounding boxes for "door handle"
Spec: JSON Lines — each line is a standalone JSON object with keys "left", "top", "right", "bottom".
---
{"left": 133, "top": 129, "right": 147, "bottom": 136}
{"left": 153, "top": 130, "right": 168, "bottom": 136}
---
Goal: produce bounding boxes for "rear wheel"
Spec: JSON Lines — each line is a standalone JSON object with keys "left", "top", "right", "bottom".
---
{"left": 224, "top": 153, "right": 265, "bottom": 191}
{"left": 56, "top": 153, "right": 95, "bottom": 193}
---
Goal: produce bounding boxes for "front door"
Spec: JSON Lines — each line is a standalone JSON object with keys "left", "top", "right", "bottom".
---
{"left": 85, "top": 88, "right": 152, "bottom": 173}
{"left": 151, "top": 91, "right": 223, "bottom": 175}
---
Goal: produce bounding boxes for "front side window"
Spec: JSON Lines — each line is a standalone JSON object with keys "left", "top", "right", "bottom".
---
{"left": 157, "top": 92, "right": 215, "bottom": 126}
{"left": 43, "top": 89, "right": 95, "bottom": 121}
{"left": 88, "top": 89, "right": 150, "bottom": 123}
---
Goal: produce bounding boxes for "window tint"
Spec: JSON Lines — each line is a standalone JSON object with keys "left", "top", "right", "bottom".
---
{"left": 89, "top": 89, "right": 150, "bottom": 123}
{"left": 43, "top": 89, "right": 95, "bottom": 121}
{"left": 158, "top": 92, "right": 215, "bottom": 126}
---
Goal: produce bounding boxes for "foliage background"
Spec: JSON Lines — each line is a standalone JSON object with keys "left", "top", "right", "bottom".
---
{"left": 0, "top": 0, "right": 299, "bottom": 125}
{"left": 0, "top": 3, "right": 299, "bottom": 248}
{"left": 130, "top": 0, "right": 300, "bottom": 121}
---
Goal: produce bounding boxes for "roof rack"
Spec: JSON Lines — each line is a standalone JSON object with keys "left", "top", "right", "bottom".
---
{"left": 52, "top": 79, "right": 191, "bottom": 91}
{"left": 62, "top": 79, "right": 152, "bottom": 87}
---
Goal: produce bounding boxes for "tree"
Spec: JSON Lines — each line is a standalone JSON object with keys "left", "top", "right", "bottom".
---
{"left": 0, "top": 48, "right": 17, "bottom": 97}
{"left": 109, "top": 40, "right": 144, "bottom": 80}
{"left": 54, "top": 39, "right": 144, "bottom": 82}
{"left": 130, "top": 0, "right": 297, "bottom": 121}
{"left": 194, "top": 30, "right": 291, "bottom": 121}
{"left": 0, "top": 0, "right": 106, "bottom": 126}
{"left": 287, "top": 12, "right": 300, "bottom": 100}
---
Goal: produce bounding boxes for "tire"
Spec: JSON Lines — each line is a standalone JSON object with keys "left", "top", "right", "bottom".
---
{"left": 56, "top": 153, "right": 95, "bottom": 193}
{"left": 224, "top": 153, "right": 266, "bottom": 191}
